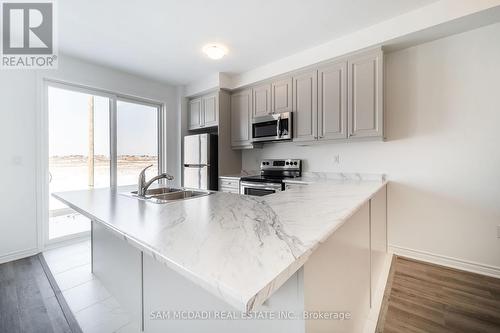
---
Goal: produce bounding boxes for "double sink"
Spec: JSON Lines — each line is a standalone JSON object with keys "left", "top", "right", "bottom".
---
{"left": 123, "top": 187, "right": 212, "bottom": 204}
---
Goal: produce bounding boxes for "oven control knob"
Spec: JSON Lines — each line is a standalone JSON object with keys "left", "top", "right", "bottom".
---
{"left": 293, "top": 162, "right": 298, "bottom": 165}
{"left": 286, "top": 162, "right": 289, "bottom": 165}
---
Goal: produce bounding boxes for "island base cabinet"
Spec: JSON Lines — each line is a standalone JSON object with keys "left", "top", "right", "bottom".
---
{"left": 91, "top": 222, "right": 143, "bottom": 327}
{"left": 370, "top": 185, "right": 389, "bottom": 308}
{"left": 303, "top": 185, "right": 388, "bottom": 333}
{"left": 304, "top": 203, "right": 371, "bottom": 333}
{"left": 143, "top": 254, "right": 305, "bottom": 333}
{"left": 89, "top": 184, "right": 388, "bottom": 333}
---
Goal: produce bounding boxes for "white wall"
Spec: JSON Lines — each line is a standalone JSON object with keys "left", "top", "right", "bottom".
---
{"left": 0, "top": 70, "right": 39, "bottom": 262}
{"left": 0, "top": 54, "right": 180, "bottom": 262}
{"left": 243, "top": 23, "right": 500, "bottom": 271}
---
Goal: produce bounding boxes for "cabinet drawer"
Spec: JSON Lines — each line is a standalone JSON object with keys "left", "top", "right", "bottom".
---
{"left": 220, "top": 179, "right": 239, "bottom": 188}
{"left": 220, "top": 187, "right": 239, "bottom": 194}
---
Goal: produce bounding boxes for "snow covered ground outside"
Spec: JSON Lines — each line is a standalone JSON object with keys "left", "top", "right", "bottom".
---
{"left": 49, "top": 155, "right": 158, "bottom": 239}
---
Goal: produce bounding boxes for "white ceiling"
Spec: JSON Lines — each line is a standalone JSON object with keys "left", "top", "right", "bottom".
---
{"left": 59, "top": 0, "right": 439, "bottom": 85}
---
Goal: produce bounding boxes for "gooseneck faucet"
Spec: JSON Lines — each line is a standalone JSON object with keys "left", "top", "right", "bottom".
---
{"left": 137, "top": 165, "right": 175, "bottom": 197}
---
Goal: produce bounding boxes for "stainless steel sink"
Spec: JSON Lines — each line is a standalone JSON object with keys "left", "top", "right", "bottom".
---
{"left": 122, "top": 187, "right": 212, "bottom": 204}
{"left": 129, "top": 187, "right": 183, "bottom": 197}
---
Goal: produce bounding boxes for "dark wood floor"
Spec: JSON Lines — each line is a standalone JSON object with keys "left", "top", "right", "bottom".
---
{"left": 377, "top": 256, "right": 500, "bottom": 333}
{"left": 0, "top": 255, "right": 81, "bottom": 333}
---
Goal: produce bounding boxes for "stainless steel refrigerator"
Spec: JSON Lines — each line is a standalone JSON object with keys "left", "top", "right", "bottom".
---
{"left": 183, "top": 133, "right": 218, "bottom": 190}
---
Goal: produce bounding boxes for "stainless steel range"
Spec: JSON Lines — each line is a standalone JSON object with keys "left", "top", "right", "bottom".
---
{"left": 240, "top": 159, "right": 302, "bottom": 196}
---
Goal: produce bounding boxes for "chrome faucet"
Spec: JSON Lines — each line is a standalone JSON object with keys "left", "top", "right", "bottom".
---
{"left": 137, "top": 165, "right": 175, "bottom": 197}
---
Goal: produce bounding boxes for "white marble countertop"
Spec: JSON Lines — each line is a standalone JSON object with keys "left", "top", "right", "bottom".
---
{"left": 218, "top": 174, "right": 243, "bottom": 180}
{"left": 284, "top": 172, "right": 386, "bottom": 184}
{"left": 53, "top": 176, "right": 386, "bottom": 313}
{"left": 219, "top": 170, "right": 258, "bottom": 180}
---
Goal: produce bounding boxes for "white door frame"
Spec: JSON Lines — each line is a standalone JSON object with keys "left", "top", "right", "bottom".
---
{"left": 37, "top": 78, "right": 166, "bottom": 248}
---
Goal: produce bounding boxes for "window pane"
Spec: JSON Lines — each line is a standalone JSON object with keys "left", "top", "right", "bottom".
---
{"left": 116, "top": 100, "right": 158, "bottom": 186}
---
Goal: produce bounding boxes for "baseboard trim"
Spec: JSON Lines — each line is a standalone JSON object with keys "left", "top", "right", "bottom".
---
{"left": 388, "top": 245, "right": 500, "bottom": 279}
{"left": 0, "top": 247, "right": 40, "bottom": 264}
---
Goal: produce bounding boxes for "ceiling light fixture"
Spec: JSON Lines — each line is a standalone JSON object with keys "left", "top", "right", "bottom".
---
{"left": 202, "top": 44, "right": 228, "bottom": 60}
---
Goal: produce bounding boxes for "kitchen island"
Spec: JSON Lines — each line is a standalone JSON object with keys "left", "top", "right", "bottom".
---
{"left": 53, "top": 174, "right": 389, "bottom": 333}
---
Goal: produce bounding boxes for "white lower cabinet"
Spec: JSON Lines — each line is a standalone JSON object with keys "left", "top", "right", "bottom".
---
{"left": 143, "top": 255, "right": 304, "bottom": 333}
{"left": 219, "top": 177, "right": 240, "bottom": 193}
{"left": 92, "top": 222, "right": 143, "bottom": 326}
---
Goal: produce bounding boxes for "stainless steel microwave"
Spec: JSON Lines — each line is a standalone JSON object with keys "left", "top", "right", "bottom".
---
{"left": 252, "top": 112, "right": 292, "bottom": 143}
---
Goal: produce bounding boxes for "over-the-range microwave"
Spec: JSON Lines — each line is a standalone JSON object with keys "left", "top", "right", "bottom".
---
{"left": 252, "top": 112, "right": 292, "bottom": 143}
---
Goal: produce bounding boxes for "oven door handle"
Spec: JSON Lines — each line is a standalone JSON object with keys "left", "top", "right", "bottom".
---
{"left": 240, "top": 182, "right": 282, "bottom": 190}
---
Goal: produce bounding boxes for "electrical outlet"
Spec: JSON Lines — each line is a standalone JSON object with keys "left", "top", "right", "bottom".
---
{"left": 333, "top": 154, "right": 340, "bottom": 164}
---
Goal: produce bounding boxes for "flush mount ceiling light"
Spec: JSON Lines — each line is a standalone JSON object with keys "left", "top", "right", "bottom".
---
{"left": 202, "top": 44, "right": 228, "bottom": 60}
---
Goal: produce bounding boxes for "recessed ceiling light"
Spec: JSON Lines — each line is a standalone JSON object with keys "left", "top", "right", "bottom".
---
{"left": 202, "top": 44, "right": 228, "bottom": 60}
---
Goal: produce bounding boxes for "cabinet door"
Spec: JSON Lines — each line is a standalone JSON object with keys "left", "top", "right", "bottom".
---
{"left": 202, "top": 92, "right": 218, "bottom": 127}
{"left": 188, "top": 98, "right": 202, "bottom": 130}
{"left": 252, "top": 84, "right": 271, "bottom": 118}
{"left": 318, "top": 61, "right": 347, "bottom": 140}
{"left": 348, "top": 49, "right": 383, "bottom": 138}
{"left": 271, "top": 77, "right": 292, "bottom": 113}
{"left": 230, "top": 89, "right": 253, "bottom": 148}
{"left": 293, "top": 70, "right": 317, "bottom": 142}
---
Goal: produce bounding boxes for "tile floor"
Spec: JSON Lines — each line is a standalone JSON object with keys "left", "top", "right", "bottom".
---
{"left": 43, "top": 239, "right": 141, "bottom": 333}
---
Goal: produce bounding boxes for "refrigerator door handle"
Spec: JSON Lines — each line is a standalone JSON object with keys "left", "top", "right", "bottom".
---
{"left": 184, "top": 164, "right": 210, "bottom": 167}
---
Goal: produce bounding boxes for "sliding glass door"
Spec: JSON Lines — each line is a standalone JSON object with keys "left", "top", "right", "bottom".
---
{"left": 48, "top": 87, "right": 111, "bottom": 240}
{"left": 116, "top": 99, "right": 159, "bottom": 186}
{"left": 46, "top": 83, "right": 163, "bottom": 243}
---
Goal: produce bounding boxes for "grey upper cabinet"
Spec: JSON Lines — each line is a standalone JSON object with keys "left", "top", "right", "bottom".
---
{"left": 293, "top": 70, "right": 318, "bottom": 142}
{"left": 271, "top": 77, "right": 292, "bottom": 113}
{"left": 188, "top": 98, "right": 202, "bottom": 130}
{"left": 252, "top": 83, "right": 272, "bottom": 118}
{"left": 318, "top": 61, "right": 347, "bottom": 140}
{"left": 188, "top": 92, "right": 219, "bottom": 130}
{"left": 202, "top": 92, "right": 218, "bottom": 127}
{"left": 224, "top": 48, "right": 383, "bottom": 148}
{"left": 231, "top": 89, "right": 253, "bottom": 148}
{"left": 347, "top": 49, "right": 383, "bottom": 138}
